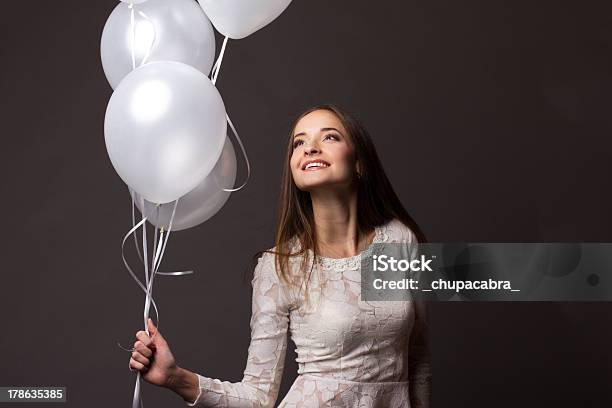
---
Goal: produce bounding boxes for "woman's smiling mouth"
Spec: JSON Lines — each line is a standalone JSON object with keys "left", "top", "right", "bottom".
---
{"left": 302, "top": 160, "right": 330, "bottom": 171}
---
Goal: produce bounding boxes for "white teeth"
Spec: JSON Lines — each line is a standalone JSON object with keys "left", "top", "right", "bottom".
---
{"left": 305, "top": 162, "right": 329, "bottom": 170}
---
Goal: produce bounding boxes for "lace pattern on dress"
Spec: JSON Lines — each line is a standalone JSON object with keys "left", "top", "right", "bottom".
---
{"left": 187, "top": 218, "right": 431, "bottom": 408}
{"left": 313, "top": 223, "right": 391, "bottom": 271}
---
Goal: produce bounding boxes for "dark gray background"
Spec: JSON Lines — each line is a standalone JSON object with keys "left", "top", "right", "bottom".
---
{"left": 1, "top": 0, "right": 611, "bottom": 406}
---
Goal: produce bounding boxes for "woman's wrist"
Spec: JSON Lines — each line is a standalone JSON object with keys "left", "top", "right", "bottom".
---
{"left": 165, "top": 366, "right": 200, "bottom": 404}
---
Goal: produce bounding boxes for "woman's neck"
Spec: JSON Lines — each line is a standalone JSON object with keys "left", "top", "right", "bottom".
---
{"left": 310, "top": 188, "right": 374, "bottom": 258}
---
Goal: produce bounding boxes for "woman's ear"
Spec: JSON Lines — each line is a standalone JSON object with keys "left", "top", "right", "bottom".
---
{"left": 355, "top": 160, "right": 362, "bottom": 177}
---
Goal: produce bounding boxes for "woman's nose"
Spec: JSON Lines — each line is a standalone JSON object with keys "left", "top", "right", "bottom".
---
{"left": 304, "top": 142, "right": 320, "bottom": 155}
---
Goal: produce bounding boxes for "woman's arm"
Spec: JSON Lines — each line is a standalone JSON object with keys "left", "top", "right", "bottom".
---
{"left": 179, "top": 252, "right": 291, "bottom": 408}
{"left": 166, "top": 367, "right": 200, "bottom": 403}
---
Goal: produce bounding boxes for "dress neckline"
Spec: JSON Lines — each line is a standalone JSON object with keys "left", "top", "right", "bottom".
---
{"left": 311, "top": 220, "right": 391, "bottom": 270}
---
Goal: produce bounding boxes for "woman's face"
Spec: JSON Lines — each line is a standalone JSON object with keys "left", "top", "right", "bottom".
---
{"left": 290, "top": 109, "right": 358, "bottom": 192}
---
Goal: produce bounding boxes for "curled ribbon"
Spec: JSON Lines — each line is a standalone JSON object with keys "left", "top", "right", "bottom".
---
{"left": 119, "top": 197, "right": 195, "bottom": 408}
{"left": 220, "top": 112, "right": 251, "bottom": 192}
{"left": 209, "top": 38, "right": 252, "bottom": 193}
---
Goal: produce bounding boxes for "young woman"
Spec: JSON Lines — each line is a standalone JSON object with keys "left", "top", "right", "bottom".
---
{"left": 129, "top": 104, "right": 432, "bottom": 407}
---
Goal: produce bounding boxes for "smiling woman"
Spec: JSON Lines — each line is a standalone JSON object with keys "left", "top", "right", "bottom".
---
{"left": 290, "top": 111, "right": 360, "bottom": 194}
{"left": 129, "top": 103, "right": 431, "bottom": 408}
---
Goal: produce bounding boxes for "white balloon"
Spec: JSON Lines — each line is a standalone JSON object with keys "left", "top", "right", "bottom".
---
{"left": 197, "top": 0, "right": 292, "bottom": 39}
{"left": 101, "top": 0, "right": 216, "bottom": 89}
{"left": 131, "top": 137, "right": 237, "bottom": 231}
{"left": 105, "top": 61, "right": 227, "bottom": 204}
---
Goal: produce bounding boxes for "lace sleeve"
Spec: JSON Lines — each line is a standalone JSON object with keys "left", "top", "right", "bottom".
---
{"left": 187, "top": 253, "right": 290, "bottom": 408}
{"left": 394, "top": 223, "right": 432, "bottom": 408}
{"left": 408, "top": 236, "right": 432, "bottom": 408}
{"left": 408, "top": 299, "right": 432, "bottom": 408}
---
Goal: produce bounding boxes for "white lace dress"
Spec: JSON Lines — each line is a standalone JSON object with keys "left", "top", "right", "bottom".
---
{"left": 186, "top": 218, "right": 431, "bottom": 408}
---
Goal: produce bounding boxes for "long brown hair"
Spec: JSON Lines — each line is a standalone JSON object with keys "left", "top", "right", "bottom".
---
{"left": 249, "top": 103, "right": 426, "bottom": 303}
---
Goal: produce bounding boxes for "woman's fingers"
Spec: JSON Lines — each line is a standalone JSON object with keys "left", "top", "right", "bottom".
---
{"left": 130, "top": 328, "right": 159, "bottom": 374}
{"left": 131, "top": 351, "right": 150, "bottom": 367}
{"left": 129, "top": 357, "right": 148, "bottom": 372}
{"left": 135, "top": 331, "right": 154, "bottom": 348}
{"left": 133, "top": 340, "right": 153, "bottom": 358}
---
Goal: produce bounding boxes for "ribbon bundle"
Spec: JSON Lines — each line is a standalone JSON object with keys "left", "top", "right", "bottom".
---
{"left": 99, "top": 0, "right": 294, "bottom": 406}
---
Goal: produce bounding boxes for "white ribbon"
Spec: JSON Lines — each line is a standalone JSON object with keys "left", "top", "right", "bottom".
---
{"left": 208, "top": 38, "right": 252, "bottom": 192}
{"left": 129, "top": 3, "right": 136, "bottom": 70}
{"left": 220, "top": 112, "right": 251, "bottom": 192}
{"left": 211, "top": 36, "right": 228, "bottom": 86}
{"left": 128, "top": 1, "right": 156, "bottom": 70}
{"left": 118, "top": 197, "right": 193, "bottom": 408}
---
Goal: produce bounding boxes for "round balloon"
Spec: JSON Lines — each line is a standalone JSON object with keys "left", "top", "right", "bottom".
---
{"left": 197, "top": 0, "right": 292, "bottom": 39}
{"left": 131, "top": 137, "right": 237, "bottom": 231}
{"left": 101, "top": 0, "right": 216, "bottom": 89}
{"left": 104, "top": 61, "right": 227, "bottom": 204}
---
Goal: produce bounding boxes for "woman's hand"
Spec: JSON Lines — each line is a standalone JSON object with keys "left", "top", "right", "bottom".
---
{"left": 129, "top": 318, "right": 180, "bottom": 388}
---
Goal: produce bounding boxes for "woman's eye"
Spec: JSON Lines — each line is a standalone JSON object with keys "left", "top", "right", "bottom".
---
{"left": 293, "top": 140, "right": 304, "bottom": 148}
{"left": 324, "top": 134, "right": 338, "bottom": 141}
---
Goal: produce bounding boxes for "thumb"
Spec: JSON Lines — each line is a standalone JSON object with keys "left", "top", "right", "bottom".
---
{"left": 147, "top": 318, "right": 163, "bottom": 345}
